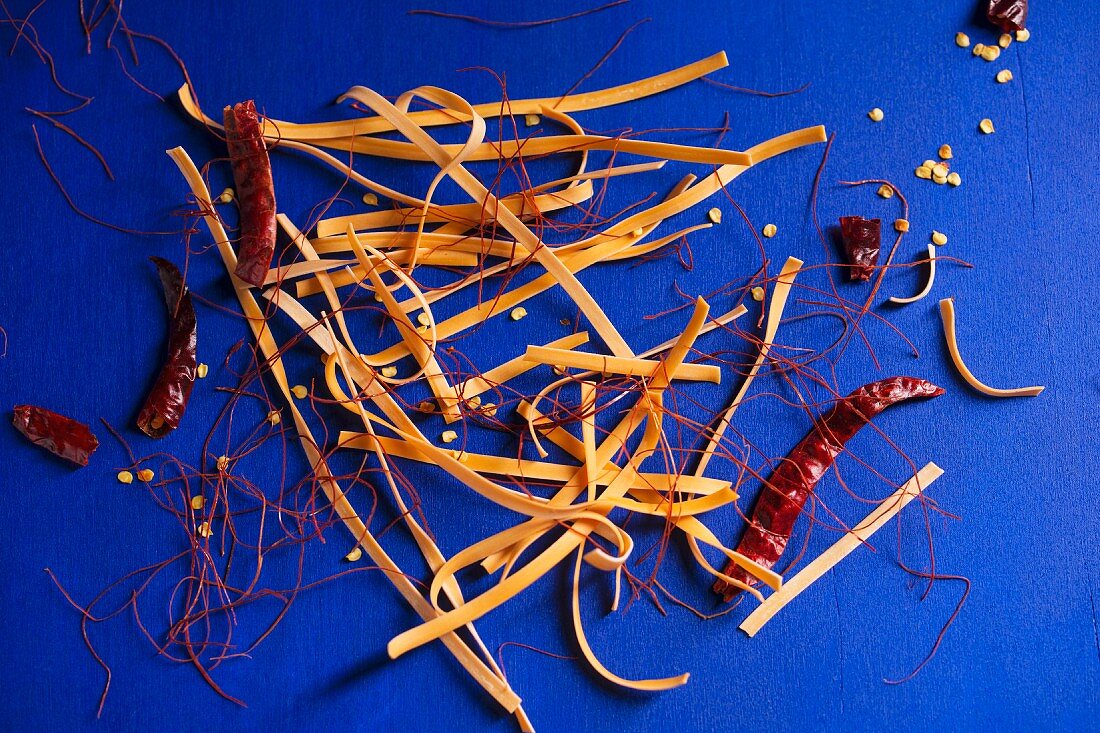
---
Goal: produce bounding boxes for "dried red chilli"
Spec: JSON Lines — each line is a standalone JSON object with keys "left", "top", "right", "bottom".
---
{"left": 12, "top": 404, "right": 99, "bottom": 466}
{"left": 224, "top": 100, "right": 277, "bottom": 287}
{"left": 136, "top": 257, "right": 197, "bottom": 438}
{"left": 838, "top": 215, "right": 881, "bottom": 282}
{"left": 714, "top": 376, "right": 945, "bottom": 601}
{"left": 987, "top": 0, "right": 1028, "bottom": 32}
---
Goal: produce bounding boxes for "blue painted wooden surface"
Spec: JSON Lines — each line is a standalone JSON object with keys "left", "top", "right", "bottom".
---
{"left": 0, "top": 2, "right": 1096, "bottom": 730}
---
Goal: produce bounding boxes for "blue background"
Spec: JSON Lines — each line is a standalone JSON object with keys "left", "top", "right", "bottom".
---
{"left": 1, "top": 1, "right": 1097, "bottom": 731}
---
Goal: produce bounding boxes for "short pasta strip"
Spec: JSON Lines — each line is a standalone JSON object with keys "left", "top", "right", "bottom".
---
{"left": 939, "top": 298, "right": 1044, "bottom": 397}
{"left": 740, "top": 463, "right": 944, "bottom": 637}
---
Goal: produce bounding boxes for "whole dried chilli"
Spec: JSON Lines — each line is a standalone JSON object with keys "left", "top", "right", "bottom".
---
{"left": 838, "top": 215, "right": 882, "bottom": 282}
{"left": 224, "top": 100, "right": 277, "bottom": 287}
{"left": 987, "top": 0, "right": 1028, "bottom": 32}
{"left": 713, "top": 377, "right": 945, "bottom": 601}
{"left": 12, "top": 405, "right": 99, "bottom": 466}
{"left": 136, "top": 257, "right": 198, "bottom": 438}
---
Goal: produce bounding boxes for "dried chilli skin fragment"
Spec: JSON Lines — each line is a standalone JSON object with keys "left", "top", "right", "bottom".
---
{"left": 136, "top": 257, "right": 197, "bottom": 438}
{"left": 224, "top": 100, "right": 277, "bottom": 287}
{"left": 713, "top": 377, "right": 946, "bottom": 601}
{"left": 838, "top": 215, "right": 882, "bottom": 281}
{"left": 987, "top": 0, "right": 1028, "bottom": 33}
{"left": 12, "top": 405, "right": 99, "bottom": 466}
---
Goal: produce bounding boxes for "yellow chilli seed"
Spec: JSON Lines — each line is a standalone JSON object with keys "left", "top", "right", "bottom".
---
{"left": 191, "top": 495, "right": 205, "bottom": 511}
{"left": 510, "top": 307, "right": 528, "bottom": 321}
{"left": 217, "top": 455, "right": 229, "bottom": 472}
{"left": 196, "top": 363, "right": 208, "bottom": 379}
{"left": 947, "top": 171, "right": 962, "bottom": 187}
{"left": 419, "top": 400, "right": 436, "bottom": 413}
{"left": 894, "top": 218, "right": 910, "bottom": 233}
{"left": 938, "top": 144, "right": 953, "bottom": 160}
{"left": 932, "top": 163, "right": 950, "bottom": 178}
{"left": 632, "top": 227, "right": 645, "bottom": 238}
{"left": 466, "top": 395, "right": 482, "bottom": 409}
{"left": 981, "top": 45, "right": 1001, "bottom": 62}
{"left": 955, "top": 32, "right": 970, "bottom": 48}
{"left": 751, "top": 286, "right": 765, "bottom": 302}
{"left": 868, "top": 107, "right": 884, "bottom": 122}
{"left": 877, "top": 184, "right": 894, "bottom": 198}
{"left": 1016, "top": 28, "right": 1030, "bottom": 42}
{"left": 525, "top": 114, "right": 540, "bottom": 127}
{"left": 707, "top": 207, "right": 722, "bottom": 224}
{"left": 417, "top": 312, "right": 431, "bottom": 327}
{"left": 198, "top": 521, "right": 213, "bottom": 538}
{"left": 291, "top": 384, "right": 308, "bottom": 399}
{"left": 362, "top": 192, "right": 378, "bottom": 206}
{"left": 915, "top": 166, "right": 932, "bottom": 180}
{"left": 979, "top": 118, "right": 995, "bottom": 134}
{"left": 972, "top": 43, "right": 985, "bottom": 56}
{"left": 344, "top": 546, "right": 363, "bottom": 562}
{"left": 996, "top": 69, "right": 1013, "bottom": 83}
{"left": 481, "top": 403, "right": 498, "bottom": 417}
{"left": 117, "top": 470, "right": 134, "bottom": 484}
{"left": 267, "top": 410, "right": 281, "bottom": 425}
{"left": 998, "top": 33, "right": 1012, "bottom": 48}
{"left": 137, "top": 468, "right": 154, "bottom": 482}
{"left": 441, "top": 430, "right": 458, "bottom": 444}
{"left": 762, "top": 223, "right": 777, "bottom": 238}
{"left": 931, "top": 231, "right": 948, "bottom": 246}
{"left": 380, "top": 365, "right": 398, "bottom": 378}
{"left": 217, "top": 187, "right": 234, "bottom": 204}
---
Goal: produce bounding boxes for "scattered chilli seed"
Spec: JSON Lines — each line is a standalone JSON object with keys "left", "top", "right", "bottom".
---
{"left": 762, "top": 223, "right": 777, "bottom": 238}
{"left": 932, "top": 163, "right": 950, "bottom": 178}
{"left": 217, "top": 455, "right": 229, "bottom": 472}
{"left": 196, "top": 363, "right": 208, "bottom": 378}
{"left": 198, "top": 521, "right": 213, "bottom": 538}
{"left": 751, "top": 286, "right": 765, "bottom": 302}
{"left": 947, "top": 172, "right": 962, "bottom": 186}
{"left": 868, "top": 107, "right": 884, "bottom": 122}
{"left": 362, "top": 192, "right": 378, "bottom": 206}
{"left": 973, "top": 43, "right": 985, "bottom": 56}
{"left": 419, "top": 400, "right": 436, "bottom": 413}
{"left": 931, "top": 231, "right": 948, "bottom": 246}
{"left": 416, "top": 325, "right": 428, "bottom": 334}
{"left": 267, "top": 410, "right": 281, "bottom": 425}
{"left": 481, "top": 403, "right": 498, "bottom": 417}
{"left": 998, "top": 33, "right": 1012, "bottom": 48}
{"left": 291, "top": 384, "right": 308, "bottom": 399}
{"left": 217, "top": 187, "right": 234, "bottom": 204}
{"left": 877, "top": 184, "right": 894, "bottom": 198}
{"left": 137, "top": 468, "right": 154, "bottom": 482}
{"left": 380, "top": 365, "right": 398, "bottom": 378}
{"left": 915, "top": 166, "right": 933, "bottom": 179}
{"left": 955, "top": 32, "right": 970, "bottom": 47}
{"left": 707, "top": 207, "right": 722, "bottom": 224}
{"left": 117, "top": 470, "right": 134, "bottom": 484}
{"left": 510, "top": 307, "right": 528, "bottom": 321}
{"left": 996, "top": 69, "right": 1014, "bottom": 83}
{"left": 923, "top": 159, "right": 938, "bottom": 169}
{"left": 190, "top": 495, "right": 204, "bottom": 511}
{"left": 979, "top": 118, "right": 995, "bottom": 134}
{"left": 441, "top": 430, "right": 458, "bottom": 444}
{"left": 344, "top": 546, "right": 363, "bottom": 562}
{"left": 525, "top": 114, "right": 540, "bottom": 127}
{"left": 632, "top": 227, "right": 644, "bottom": 238}
{"left": 981, "top": 45, "right": 1001, "bottom": 61}
{"left": 1016, "top": 28, "right": 1030, "bottom": 42}
{"left": 466, "top": 395, "right": 482, "bottom": 409}
{"left": 938, "top": 144, "right": 953, "bottom": 160}
{"left": 894, "top": 218, "right": 910, "bottom": 233}
{"left": 933, "top": 175, "right": 948, "bottom": 185}
{"left": 416, "top": 312, "right": 431, "bottom": 327}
